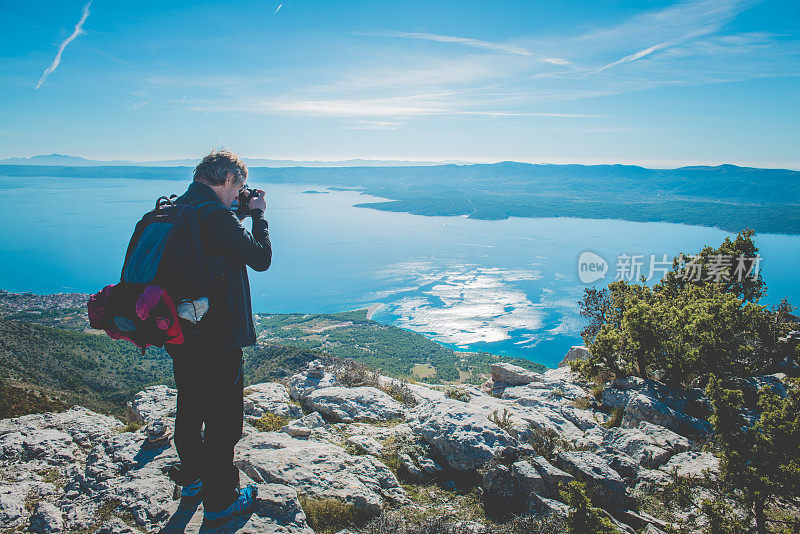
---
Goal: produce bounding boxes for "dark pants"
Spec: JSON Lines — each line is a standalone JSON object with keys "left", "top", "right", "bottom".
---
{"left": 166, "top": 330, "right": 244, "bottom": 513}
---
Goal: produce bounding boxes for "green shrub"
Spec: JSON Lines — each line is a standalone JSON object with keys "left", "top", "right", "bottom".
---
{"left": 700, "top": 498, "right": 747, "bottom": 534}
{"left": 576, "top": 230, "right": 794, "bottom": 384}
{"left": 660, "top": 468, "right": 694, "bottom": 510}
{"left": 572, "top": 396, "right": 593, "bottom": 410}
{"left": 706, "top": 375, "right": 800, "bottom": 534}
{"left": 252, "top": 412, "right": 289, "bottom": 432}
{"left": 559, "top": 481, "right": 617, "bottom": 534}
{"left": 525, "top": 425, "right": 565, "bottom": 460}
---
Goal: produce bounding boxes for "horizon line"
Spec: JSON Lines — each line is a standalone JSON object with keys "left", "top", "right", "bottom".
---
{"left": 1, "top": 154, "right": 800, "bottom": 172}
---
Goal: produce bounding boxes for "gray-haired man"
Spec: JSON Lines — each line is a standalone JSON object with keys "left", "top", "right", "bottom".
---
{"left": 165, "top": 149, "right": 271, "bottom": 523}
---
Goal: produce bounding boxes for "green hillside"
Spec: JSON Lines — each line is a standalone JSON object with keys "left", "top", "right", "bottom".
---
{"left": 0, "top": 295, "right": 548, "bottom": 418}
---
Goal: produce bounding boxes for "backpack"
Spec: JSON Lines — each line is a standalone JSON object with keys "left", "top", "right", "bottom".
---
{"left": 87, "top": 195, "right": 216, "bottom": 353}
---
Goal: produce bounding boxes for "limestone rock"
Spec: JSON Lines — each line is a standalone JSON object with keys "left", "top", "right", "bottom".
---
{"left": 481, "top": 464, "right": 515, "bottom": 501}
{"left": 280, "top": 412, "right": 326, "bottom": 438}
{"left": 601, "top": 422, "right": 689, "bottom": 469}
{"left": 526, "top": 456, "right": 574, "bottom": 496}
{"left": 511, "top": 460, "right": 548, "bottom": 498}
{"left": 491, "top": 363, "right": 543, "bottom": 386}
{"left": 555, "top": 450, "right": 630, "bottom": 507}
{"left": 623, "top": 394, "right": 711, "bottom": 437}
{"left": 304, "top": 387, "right": 405, "bottom": 423}
{"left": 659, "top": 451, "right": 719, "bottom": 479}
{"left": 29, "top": 501, "right": 62, "bottom": 533}
{"left": 244, "top": 383, "right": 303, "bottom": 419}
{"left": 127, "top": 385, "right": 177, "bottom": 425}
{"left": 346, "top": 435, "right": 383, "bottom": 456}
{"left": 289, "top": 368, "right": 341, "bottom": 402}
{"left": 559, "top": 346, "right": 591, "bottom": 368}
{"left": 234, "top": 431, "right": 409, "bottom": 515}
{"left": 406, "top": 399, "right": 518, "bottom": 471}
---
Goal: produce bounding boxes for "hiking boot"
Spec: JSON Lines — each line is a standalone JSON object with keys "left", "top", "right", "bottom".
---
{"left": 181, "top": 479, "right": 203, "bottom": 498}
{"left": 203, "top": 484, "right": 257, "bottom": 523}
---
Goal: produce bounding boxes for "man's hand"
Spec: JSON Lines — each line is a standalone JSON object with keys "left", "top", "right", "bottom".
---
{"left": 248, "top": 189, "right": 267, "bottom": 212}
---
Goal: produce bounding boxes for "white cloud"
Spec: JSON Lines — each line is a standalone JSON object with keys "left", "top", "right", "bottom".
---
{"left": 356, "top": 30, "right": 532, "bottom": 56}
{"left": 36, "top": 1, "right": 92, "bottom": 89}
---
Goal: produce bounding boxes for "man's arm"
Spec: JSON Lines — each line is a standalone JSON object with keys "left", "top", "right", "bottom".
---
{"left": 205, "top": 208, "right": 272, "bottom": 271}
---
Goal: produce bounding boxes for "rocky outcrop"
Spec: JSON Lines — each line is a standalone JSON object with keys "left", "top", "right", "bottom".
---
{"left": 622, "top": 394, "right": 711, "bottom": 437}
{"left": 127, "top": 385, "right": 177, "bottom": 425}
{"left": 1, "top": 388, "right": 364, "bottom": 533}
{"left": 289, "top": 361, "right": 340, "bottom": 401}
{"left": 234, "top": 431, "right": 409, "bottom": 515}
{"left": 406, "top": 398, "right": 519, "bottom": 471}
{"left": 555, "top": 450, "right": 631, "bottom": 508}
{"left": 490, "top": 363, "right": 543, "bottom": 386}
{"left": 559, "top": 346, "right": 591, "bottom": 368}
{"left": 280, "top": 412, "right": 326, "bottom": 438}
{"left": 244, "top": 382, "right": 303, "bottom": 419}
{"left": 304, "top": 386, "right": 405, "bottom": 423}
{"left": 2, "top": 347, "right": 752, "bottom": 534}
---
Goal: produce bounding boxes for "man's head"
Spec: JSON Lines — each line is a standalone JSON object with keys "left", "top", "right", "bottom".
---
{"left": 193, "top": 149, "right": 248, "bottom": 207}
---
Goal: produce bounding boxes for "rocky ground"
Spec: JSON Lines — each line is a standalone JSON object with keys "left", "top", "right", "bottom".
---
{"left": 0, "top": 348, "right": 790, "bottom": 533}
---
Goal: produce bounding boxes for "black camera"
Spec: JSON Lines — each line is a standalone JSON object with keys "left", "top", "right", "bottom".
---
{"left": 232, "top": 187, "right": 262, "bottom": 220}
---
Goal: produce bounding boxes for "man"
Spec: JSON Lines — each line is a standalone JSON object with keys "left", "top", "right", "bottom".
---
{"left": 165, "top": 149, "right": 271, "bottom": 523}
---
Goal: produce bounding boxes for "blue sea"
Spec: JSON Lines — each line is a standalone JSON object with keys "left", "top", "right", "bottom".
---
{"left": 2, "top": 174, "right": 799, "bottom": 368}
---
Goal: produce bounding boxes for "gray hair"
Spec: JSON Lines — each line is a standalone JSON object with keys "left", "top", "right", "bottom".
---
{"left": 193, "top": 149, "right": 248, "bottom": 186}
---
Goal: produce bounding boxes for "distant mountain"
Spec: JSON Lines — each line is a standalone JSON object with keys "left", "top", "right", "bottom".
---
{"left": 0, "top": 154, "right": 470, "bottom": 167}
{"left": 0, "top": 154, "right": 98, "bottom": 166}
{"left": 1, "top": 161, "right": 799, "bottom": 233}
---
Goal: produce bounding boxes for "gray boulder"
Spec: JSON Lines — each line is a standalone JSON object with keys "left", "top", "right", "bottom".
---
{"left": 280, "top": 412, "right": 326, "bottom": 438}
{"left": 29, "top": 502, "right": 62, "bottom": 533}
{"left": 559, "top": 346, "right": 591, "bottom": 368}
{"left": 346, "top": 435, "right": 383, "bottom": 456}
{"left": 491, "top": 363, "right": 543, "bottom": 386}
{"left": 555, "top": 450, "right": 630, "bottom": 507}
{"left": 601, "top": 422, "right": 690, "bottom": 469}
{"left": 289, "top": 366, "right": 340, "bottom": 402}
{"left": 623, "top": 394, "right": 711, "bottom": 437}
{"left": 595, "top": 450, "right": 640, "bottom": 482}
{"left": 481, "top": 464, "right": 516, "bottom": 501}
{"left": 527, "top": 456, "right": 574, "bottom": 496}
{"left": 659, "top": 451, "right": 719, "bottom": 479}
{"left": 511, "top": 460, "right": 548, "bottom": 498}
{"left": 234, "top": 431, "right": 409, "bottom": 515}
{"left": 406, "top": 399, "right": 518, "bottom": 471}
{"left": 127, "top": 385, "right": 177, "bottom": 425}
{"left": 304, "top": 386, "right": 405, "bottom": 423}
{"left": 245, "top": 383, "right": 303, "bottom": 419}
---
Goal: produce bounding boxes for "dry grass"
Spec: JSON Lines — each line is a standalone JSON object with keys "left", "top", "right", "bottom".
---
{"left": 298, "top": 495, "right": 373, "bottom": 534}
{"left": 444, "top": 386, "right": 471, "bottom": 402}
{"left": 489, "top": 408, "right": 514, "bottom": 432}
{"left": 601, "top": 408, "right": 623, "bottom": 429}
{"left": 379, "top": 378, "right": 418, "bottom": 407}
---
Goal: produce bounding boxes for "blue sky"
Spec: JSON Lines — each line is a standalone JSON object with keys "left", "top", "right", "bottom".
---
{"left": 1, "top": 0, "right": 799, "bottom": 167}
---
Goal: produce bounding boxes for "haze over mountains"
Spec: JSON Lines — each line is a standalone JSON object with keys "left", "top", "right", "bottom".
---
{"left": 0, "top": 154, "right": 469, "bottom": 167}
{"left": 2, "top": 159, "right": 799, "bottom": 234}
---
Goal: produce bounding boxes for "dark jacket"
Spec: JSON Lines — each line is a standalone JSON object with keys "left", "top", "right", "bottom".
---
{"left": 175, "top": 181, "right": 271, "bottom": 348}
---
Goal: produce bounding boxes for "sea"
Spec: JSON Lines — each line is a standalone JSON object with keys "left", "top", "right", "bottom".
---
{"left": 2, "top": 174, "right": 799, "bottom": 368}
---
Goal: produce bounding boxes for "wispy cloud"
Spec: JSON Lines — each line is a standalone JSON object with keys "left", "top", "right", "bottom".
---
{"left": 583, "top": 0, "right": 758, "bottom": 73}
{"left": 356, "top": 30, "right": 532, "bottom": 56}
{"left": 273, "top": 3, "right": 283, "bottom": 15}
{"left": 36, "top": 1, "right": 92, "bottom": 89}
